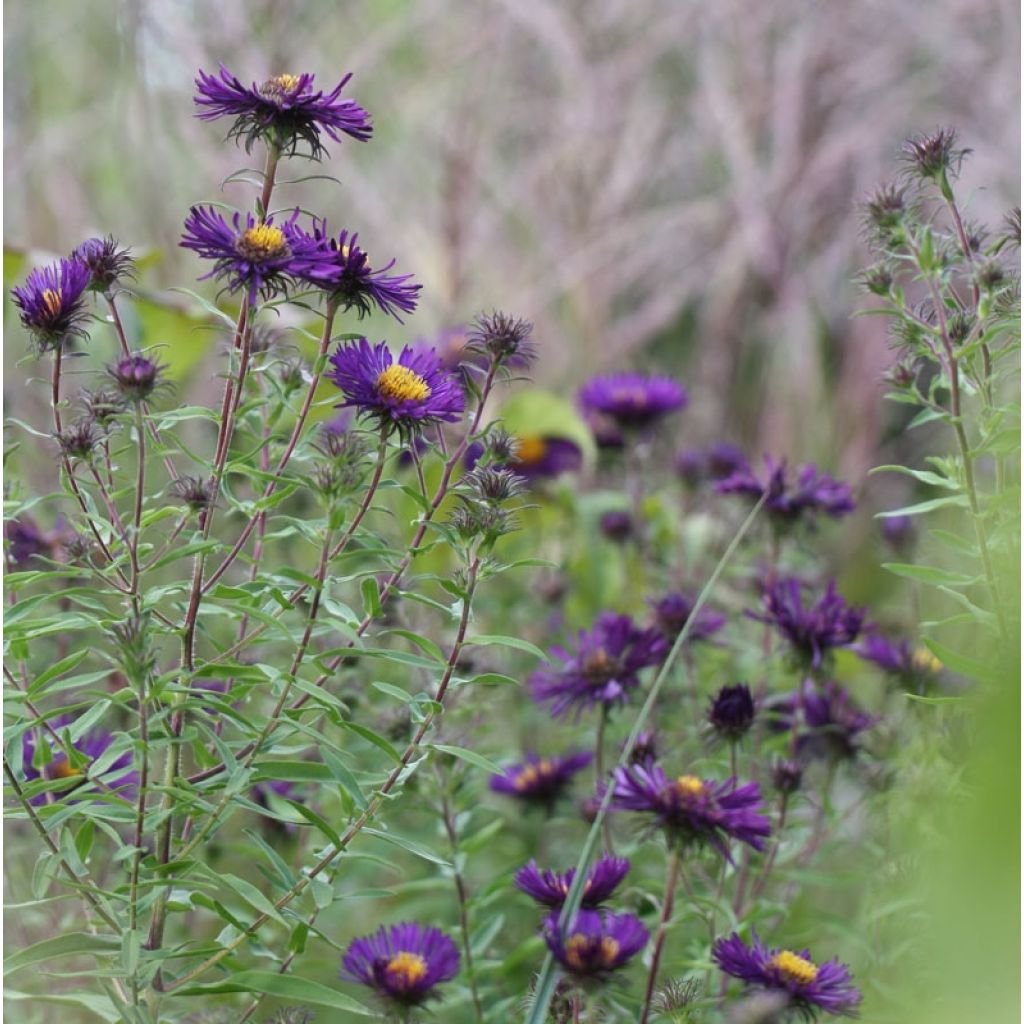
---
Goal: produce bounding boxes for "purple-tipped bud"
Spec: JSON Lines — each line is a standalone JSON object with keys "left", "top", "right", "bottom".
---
{"left": 772, "top": 759, "right": 803, "bottom": 795}
{"left": 901, "top": 128, "right": 969, "bottom": 181}
{"left": 708, "top": 684, "right": 756, "bottom": 741}
{"left": 72, "top": 236, "right": 135, "bottom": 292}
{"left": 468, "top": 311, "right": 535, "bottom": 366}
{"left": 57, "top": 420, "right": 101, "bottom": 461}
{"left": 109, "top": 353, "right": 164, "bottom": 403}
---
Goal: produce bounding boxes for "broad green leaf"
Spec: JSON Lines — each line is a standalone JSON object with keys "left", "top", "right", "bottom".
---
{"left": 176, "top": 970, "right": 372, "bottom": 1014}
{"left": 432, "top": 743, "right": 502, "bottom": 775}
{"left": 4, "top": 932, "right": 120, "bottom": 974}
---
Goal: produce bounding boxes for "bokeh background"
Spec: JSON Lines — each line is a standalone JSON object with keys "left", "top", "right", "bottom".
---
{"left": 3, "top": 2, "right": 1020, "bottom": 1022}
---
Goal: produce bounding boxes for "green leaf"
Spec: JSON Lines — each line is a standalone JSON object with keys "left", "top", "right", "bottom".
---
{"left": 3, "top": 989, "right": 120, "bottom": 1022}
{"left": 431, "top": 743, "right": 502, "bottom": 775}
{"left": 360, "top": 576, "right": 382, "bottom": 618}
{"left": 876, "top": 495, "right": 969, "bottom": 518}
{"left": 362, "top": 827, "right": 451, "bottom": 867}
{"left": 870, "top": 464, "right": 959, "bottom": 490}
{"left": 464, "top": 634, "right": 547, "bottom": 660}
{"left": 881, "top": 563, "right": 978, "bottom": 587}
{"left": 176, "top": 970, "right": 372, "bottom": 1014}
{"left": 339, "top": 720, "right": 401, "bottom": 763}
{"left": 922, "top": 638, "right": 999, "bottom": 685}
{"left": 4, "top": 932, "right": 120, "bottom": 974}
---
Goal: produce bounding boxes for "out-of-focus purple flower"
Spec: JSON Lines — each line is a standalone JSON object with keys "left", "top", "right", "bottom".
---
{"left": 650, "top": 591, "right": 727, "bottom": 645}
{"left": 713, "top": 931, "right": 861, "bottom": 1018}
{"left": 880, "top": 513, "right": 916, "bottom": 553}
{"left": 765, "top": 680, "right": 875, "bottom": 762}
{"left": 717, "top": 457, "right": 855, "bottom": 526}
{"left": 194, "top": 65, "right": 371, "bottom": 158}
{"left": 579, "top": 373, "right": 687, "bottom": 432}
{"left": 675, "top": 448, "right": 706, "bottom": 487}
{"left": 583, "top": 407, "right": 625, "bottom": 450}
{"left": 529, "top": 612, "right": 667, "bottom": 719}
{"left": 4, "top": 516, "right": 70, "bottom": 568}
{"left": 290, "top": 223, "right": 420, "bottom": 321}
{"left": 610, "top": 764, "right": 770, "bottom": 860}
{"left": 72, "top": 237, "right": 135, "bottom": 292}
{"left": 180, "top": 206, "right": 312, "bottom": 304}
{"left": 625, "top": 730, "right": 659, "bottom": 767}
{"left": 514, "top": 856, "right": 630, "bottom": 909}
{"left": 326, "top": 338, "right": 464, "bottom": 433}
{"left": 855, "top": 633, "right": 942, "bottom": 691}
{"left": 598, "top": 510, "right": 633, "bottom": 542}
{"left": 676, "top": 444, "right": 749, "bottom": 488}
{"left": 21, "top": 722, "right": 137, "bottom": 805}
{"left": 749, "top": 577, "right": 866, "bottom": 669}
{"left": 708, "top": 684, "right": 756, "bottom": 741}
{"left": 772, "top": 759, "right": 804, "bottom": 795}
{"left": 341, "top": 922, "right": 459, "bottom": 1007}
{"left": 490, "top": 751, "right": 593, "bottom": 805}
{"left": 465, "top": 434, "right": 582, "bottom": 480}
{"left": 542, "top": 909, "right": 648, "bottom": 980}
{"left": 12, "top": 258, "right": 93, "bottom": 349}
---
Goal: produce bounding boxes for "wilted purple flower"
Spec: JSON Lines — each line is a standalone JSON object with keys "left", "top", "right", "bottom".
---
{"left": 650, "top": 591, "right": 727, "bottom": 644}
{"left": 490, "top": 751, "right": 593, "bottom": 805}
{"left": 21, "top": 723, "right": 137, "bottom": 805}
{"left": 713, "top": 931, "right": 861, "bottom": 1018}
{"left": 717, "top": 458, "right": 854, "bottom": 526}
{"left": 514, "top": 856, "right": 630, "bottom": 909}
{"left": 194, "top": 65, "right": 371, "bottom": 158}
{"left": 12, "top": 258, "right": 93, "bottom": 349}
{"left": 180, "top": 206, "right": 312, "bottom": 304}
{"left": 749, "top": 578, "right": 866, "bottom": 669}
{"left": 766, "top": 680, "right": 875, "bottom": 762}
{"left": 579, "top": 373, "right": 687, "bottom": 431}
{"left": 72, "top": 236, "right": 135, "bottom": 292}
{"left": 290, "top": 223, "right": 420, "bottom": 321}
{"left": 529, "top": 612, "right": 667, "bottom": 719}
{"left": 708, "top": 684, "right": 756, "bottom": 741}
{"left": 326, "top": 338, "right": 465, "bottom": 433}
{"left": 543, "top": 909, "right": 649, "bottom": 980}
{"left": 610, "top": 764, "right": 770, "bottom": 860}
{"left": 108, "top": 353, "right": 166, "bottom": 403}
{"left": 598, "top": 510, "right": 633, "bottom": 542}
{"left": 341, "top": 922, "right": 459, "bottom": 1007}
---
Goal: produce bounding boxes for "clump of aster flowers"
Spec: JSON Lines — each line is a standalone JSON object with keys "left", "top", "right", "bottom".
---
{"left": 579, "top": 372, "right": 687, "bottom": 433}
{"left": 11, "top": 257, "right": 93, "bottom": 350}
{"left": 713, "top": 931, "right": 861, "bottom": 1018}
{"left": 194, "top": 64, "right": 372, "bottom": 158}
{"left": 490, "top": 751, "right": 593, "bottom": 807}
{"left": 610, "top": 763, "right": 770, "bottom": 860}
{"left": 766, "top": 680, "right": 875, "bottom": 763}
{"left": 542, "top": 909, "right": 649, "bottom": 984}
{"left": 529, "top": 611, "right": 667, "bottom": 719}
{"left": 340, "top": 922, "right": 459, "bottom": 1009}
{"left": 514, "top": 856, "right": 630, "bottom": 910}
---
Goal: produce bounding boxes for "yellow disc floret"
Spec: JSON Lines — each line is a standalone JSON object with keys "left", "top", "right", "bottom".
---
{"left": 236, "top": 224, "right": 289, "bottom": 262}
{"left": 912, "top": 648, "right": 943, "bottom": 674}
{"left": 376, "top": 364, "right": 431, "bottom": 403}
{"left": 50, "top": 758, "right": 84, "bottom": 780}
{"left": 514, "top": 759, "right": 553, "bottom": 791}
{"left": 770, "top": 950, "right": 819, "bottom": 986}
{"left": 41, "top": 288, "right": 63, "bottom": 318}
{"left": 514, "top": 435, "right": 548, "bottom": 466}
{"left": 564, "top": 934, "right": 589, "bottom": 970}
{"left": 269, "top": 73, "right": 301, "bottom": 93}
{"left": 675, "top": 774, "right": 705, "bottom": 798}
{"left": 599, "top": 936, "right": 620, "bottom": 966}
{"left": 385, "top": 951, "right": 428, "bottom": 990}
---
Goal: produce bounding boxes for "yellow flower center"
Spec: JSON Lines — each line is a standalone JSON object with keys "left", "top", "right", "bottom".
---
{"left": 912, "top": 648, "right": 942, "bottom": 673}
{"left": 564, "top": 934, "right": 589, "bottom": 970}
{"left": 514, "top": 759, "right": 553, "bottom": 791}
{"left": 582, "top": 649, "right": 613, "bottom": 679}
{"left": 41, "top": 288, "right": 63, "bottom": 317}
{"left": 376, "top": 364, "right": 431, "bottom": 403}
{"left": 385, "top": 951, "right": 428, "bottom": 989}
{"left": 675, "top": 774, "right": 705, "bottom": 798}
{"left": 599, "top": 936, "right": 620, "bottom": 966}
{"left": 49, "top": 758, "right": 84, "bottom": 780}
{"left": 269, "top": 73, "right": 301, "bottom": 92}
{"left": 236, "top": 224, "right": 289, "bottom": 262}
{"left": 770, "top": 950, "right": 819, "bottom": 986}
{"left": 514, "top": 435, "right": 548, "bottom": 466}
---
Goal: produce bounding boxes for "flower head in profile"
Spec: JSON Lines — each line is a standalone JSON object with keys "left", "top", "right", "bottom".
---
{"left": 12, "top": 258, "right": 93, "bottom": 350}
{"left": 716, "top": 458, "right": 854, "bottom": 527}
{"left": 579, "top": 373, "right": 687, "bottom": 431}
{"left": 464, "top": 434, "right": 582, "bottom": 481}
{"left": 291, "top": 223, "right": 420, "bottom": 321}
{"left": 610, "top": 763, "right": 770, "bottom": 860}
{"left": 543, "top": 909, "right": 648, "bottom": 981}
{"left": 880, "top": 513, "right": 916, "bottom": 553}
{"left": 490, "top": 751, "right": 593, "bottom": 806}
{"left": 180, "top": 206, "right": 312, "bottom": 304}
{"left": 713, "top": 931, "right": 861, "bottom": 1018}
{"left": 650, "top": 591, "right": 727, "bottom": 645}
{"left": 21, "top": 722, "right": 137, "bottom": 805}
{"left": 326, "top": 338, "right": 465, "bottom": 434}
{"left": 855, "top": 633, "right": 942, "bottom": 693}
{"left": 529, "top": 612, "right": 667, "bottom": 719}
{"left": 749, "top": 577, "right": 866, "bottom": 669}
{"left": 514, "top": 856, "right": 630, "bottom": 910}
{"left": 72, "top": 236, "right": 135, "bottom": 292}
{"left": 194, "top": 64, "right": 371, "bottom": 158}
{"left": 341, "top": 922, "right": 459, "bottom": 1007}
{"left": 765, "top": 680, "right": 875, "bottom": 763}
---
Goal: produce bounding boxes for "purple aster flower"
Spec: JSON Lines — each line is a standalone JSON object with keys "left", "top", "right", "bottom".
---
{"left": 21, "top": 722, "right": 137, "bottom": 805}
{"left": 773, "top": 759, "right": 804, "bottom": 795}
{"left": 708, "top": 683, "right": 756, "bottom": 741}
{"left": 180, "top": 206, "right": 313, "bottom": 304}
{"left": 529, "top": 612, "right": 667, "bottom": 719}
{"left": 599, "top": 510, "right": 634, "bottom": 543}
{"left": 12, "top": 258, "right": 93, "bottom": 349}
{"left": 464, "top": 434, "right": 582, "bottom": 480}
{"left": 625, "top": 730, "right": 659, "bottom": 767}
{"left": 675, "top": 448, "right": 706, "bottom": 487}
{"left": 707, "top": 443, "right": 750, "bottom": 480}
{"left": 713, "top": 931, "right": 862, "bottom": 1018}
{"left": 765, "top": 680, "right": 875, "bottom": 762}
{"left": 854, "top": 633, "right": 942, "bottom": 693}
{"left": 341, "top": 922, "right": 459, "bottom": 1007}
{"left": 750, "top": 577, "right": 867, "bottom": 669}
{"left": 194, "top": 65, "right": 371, "bottom": 158}
{"left": 72, "top": 236, "right": 135, "bottom": 292}
{"left": 514, "top": 856, "right": 630, "bottom": 909}
{"left": 290, "top": 223, "right": 420, "bottom": 321}
{"left": 326, "top": 338, "right": 465, "bottom": 434}
{"left": 649, "top": 591, "right": 727, "bottom": 644}
{"left": 579, "top": 373, "right": 687, "bottom": 431}
{"left": 716, "top": 457, "right": 854, "bottom": 526}
{"left": 4, "top": 516, "right": 69, "bottom": 568}
{"left": 542, "top": 909, "right": 649, "bottom": 980}
{"left": 582, "top": 407, "right": 625, "bottom": 450}
{"left": 610, "top": 763, "right": 770, "bottom": 860}
{"left": 490, "top": 751, "right": 593, "bottom": 805}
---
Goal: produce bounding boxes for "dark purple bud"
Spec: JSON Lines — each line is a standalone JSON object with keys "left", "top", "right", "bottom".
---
{"left": 57, "top": 419, "right": 101, "bottom": 461}
{"left": 599, "top": 510, "right": 633, "bottom": 543}
{"left": 901, "top": 128, "right": 969, "bottom": 181}
{"left": 468, "top": 311, "right": 534, "bottom": 366}
{"left": 708, "top": 684, "right": 756, "bottom": 740}
{"left": 109, "top": 353, "right": 165, "bottom": 403}
{"left": 80, "top": 387, "right": 126, "bottom": 427}
{"left": 772, "top": 759, "right": 803, "bottom": 795}
{"left": 172, "top": 476, "right": 216, "bottom": 513}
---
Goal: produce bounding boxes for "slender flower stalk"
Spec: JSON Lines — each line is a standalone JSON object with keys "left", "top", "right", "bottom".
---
{"left": 638, "top": 849, "right": 680, "bottom": 1024}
